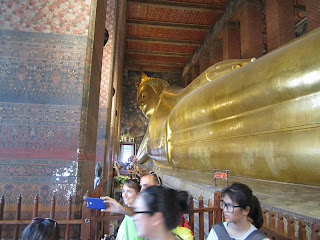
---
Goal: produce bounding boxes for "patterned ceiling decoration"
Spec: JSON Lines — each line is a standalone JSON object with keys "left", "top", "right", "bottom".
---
{"left": 126, "top": 54, "right": 189, "bottom": 64}
{"left": 127, "top": 4, "right": 219, "bottom": 25}
{"left": 125, "top": 0, "right": 307, "bottom": 73}
{"left": 127, "top": 41, "right": 196, "bottom": 53}
{"left": 128, "top": 25, "right": 206, "bottom": 40}
{"left": 125, "top": 0, "right": 228, "bottom": 72}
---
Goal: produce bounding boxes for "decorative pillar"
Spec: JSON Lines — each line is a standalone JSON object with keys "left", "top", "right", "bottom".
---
{"left": 223, "top": 22, "right": 241, "bottom": 60}
{"left": 184, "top": 72, "right": 192, "bottom": 87}
{"left": 306, "top": 0, "right": 320, "bottom": 32}
{"left": 199, "top": 51, "right": 210, "bottom": 74}
{"left": 209, "top": 40, "right": 223, "bottom": 66}
{"left": 183, "top": 74, "right": 188, "bottom": 87}
{"left": 97, "top": 1, "right": 117, "bottom": 194}
{"left": 266, "top": 0, "right": 295, "bottom": 51}
{"left": 240, "top": 0, "right": 263, "bottom": 58}
{"left": 107, "top": 0, "right": 127, "bottom": 177}
{"left": 191, "top": 64, "right": 200, "bottom": 82}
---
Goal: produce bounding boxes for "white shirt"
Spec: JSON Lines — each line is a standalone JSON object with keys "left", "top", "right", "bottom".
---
{"left": 207, "top": 222, "right": 269, "bottom": 240}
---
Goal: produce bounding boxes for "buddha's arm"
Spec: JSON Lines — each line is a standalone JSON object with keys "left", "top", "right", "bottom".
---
{"left": 165, "top": 28, "right": 320, "bottom": 185}
{"left": 160, "top": 58, "right": 254, "bottom": 108}
{"left": 136, "top": 132, "right": 149, "bottom": 164}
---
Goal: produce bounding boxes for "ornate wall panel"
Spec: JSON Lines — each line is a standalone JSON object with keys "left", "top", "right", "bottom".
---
{"left": 0, "top": 0, "right": 99, "bottom": 237}
{"left": 96, "top": 0, "right": 116, "bottom": 163}
{"left": 0, "top": 30, "right": 88, "bottom": 204}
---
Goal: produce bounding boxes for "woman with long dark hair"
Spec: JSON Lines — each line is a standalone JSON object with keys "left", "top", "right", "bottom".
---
{"left": 207, "top": 182, "right": 269, "bottom": 240}
{"left": 132, "top": 185, "right": 192, "bottom": 240}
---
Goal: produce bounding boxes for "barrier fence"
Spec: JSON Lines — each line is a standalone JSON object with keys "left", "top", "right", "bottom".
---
{"left": 0, "top": 189, "right": 319, "bottom": 239}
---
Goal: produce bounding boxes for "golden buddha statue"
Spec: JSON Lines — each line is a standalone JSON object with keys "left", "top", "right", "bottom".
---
{"left": 137, "top": 28, "right": 320, "bottom": 186}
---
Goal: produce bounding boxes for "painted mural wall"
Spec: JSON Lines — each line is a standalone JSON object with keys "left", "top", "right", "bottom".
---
{"left": 0, "top": 0, "right": 115, "bottom": 238}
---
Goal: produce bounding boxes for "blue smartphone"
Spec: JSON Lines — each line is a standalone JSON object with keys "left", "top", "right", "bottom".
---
{"left": 86, "top": 197, "right": 106, "bottom": 209}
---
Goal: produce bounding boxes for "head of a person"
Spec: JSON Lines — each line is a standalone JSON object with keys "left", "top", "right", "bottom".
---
{"left": 22, "top": 218, "right": 60, "bottom": 240}
{"left": 122, "top": 179, "right": 141, "bottom": 207}
{"left": 140, "top": 172, "right": 162, "bottom": 192}
{"left": 221, "top": 182, "right": 263, "bottom": 229}
{"left": 137, "top": 74, "right": 169, "bottom": 119}
{"left": 133, "top": 185, "right": 189, "bottom": 239}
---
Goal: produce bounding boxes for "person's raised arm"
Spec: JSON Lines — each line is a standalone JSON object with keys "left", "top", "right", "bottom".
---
{"left": 100, "top": 196, "right": 134, "bottom": 216}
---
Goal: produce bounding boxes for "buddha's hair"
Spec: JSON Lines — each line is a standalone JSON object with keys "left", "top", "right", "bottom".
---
{"left": 139, "top": 75, "right": 169, "bottom": 94}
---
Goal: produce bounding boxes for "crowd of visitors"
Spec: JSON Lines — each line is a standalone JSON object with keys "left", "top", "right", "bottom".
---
{"left": 21, "top": 166, "right": 268, "bottom": 240}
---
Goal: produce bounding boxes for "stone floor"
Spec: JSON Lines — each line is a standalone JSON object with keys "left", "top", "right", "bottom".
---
{"left": 155, "top": 167, "right": 320, "bottom": 223}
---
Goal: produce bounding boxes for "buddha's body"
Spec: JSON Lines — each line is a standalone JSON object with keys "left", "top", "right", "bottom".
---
{"left": 137, "top": 28, "right": 320, "bottom": 186}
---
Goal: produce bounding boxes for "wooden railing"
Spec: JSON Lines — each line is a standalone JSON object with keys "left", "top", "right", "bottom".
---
{"left": 184, "top": 191, "right": 319, "bottom": 240}
{"left": 0, "top": 189, "right": 319, "bottom": 240}
{"left": 0, "top": 194, "right": 81, "bottom": 240}
{"left": 260, "top": 207, "right": 320, "bottom": 240}
{"left": 0, "top": 180, "right": 106, "bottom": 240}
{"left": 186, "top": 191, "right": 222, "bottom": 240}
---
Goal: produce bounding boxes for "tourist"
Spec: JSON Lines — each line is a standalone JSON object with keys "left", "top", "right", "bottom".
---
{"left": 22, "top": 217, "right": 60, "bottom": 240}
{"left": 132, "top": 185, "right": 191, "bottom": 240}
{"left": 207, "top": 182, "right": 269, "bottom": 240}
{"left": 102, "top": 179, "right": 143, "bottom": 240}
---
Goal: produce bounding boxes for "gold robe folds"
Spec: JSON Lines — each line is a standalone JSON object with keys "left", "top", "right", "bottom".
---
{"left": 137, "top": 28, "right": 320, "bottom": 186}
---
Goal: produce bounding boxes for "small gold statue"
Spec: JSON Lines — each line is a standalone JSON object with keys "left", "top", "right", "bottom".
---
{"left": 137, "top": 28, "right": 320, "bottom": 186}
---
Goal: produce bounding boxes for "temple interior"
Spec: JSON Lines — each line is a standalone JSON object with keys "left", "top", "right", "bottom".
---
{"left": 0, "top": 0, "right": 319, "bottom": 239}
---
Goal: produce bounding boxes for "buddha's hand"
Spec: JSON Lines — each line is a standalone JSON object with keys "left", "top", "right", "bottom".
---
{"left": 100, "top": 196, "right": 125, "bottom": 214}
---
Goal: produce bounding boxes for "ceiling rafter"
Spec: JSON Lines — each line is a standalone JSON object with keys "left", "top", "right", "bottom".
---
{"left": 127, "top": 19, "right": 211, "bottom": 31}
{"left": 128, "top": 0, "right": 225, "bottom": 12}
{"left": 127, "top": 36, "right": 200, "bottom": 45}
{"left": 126, "top": 49, "right": 192, "bottom": 57}
{"left": 126, "top": 66, "right": 182, "bottom": 73}
{"left": 126, "top": 60, "right": 185, "bottom": 67}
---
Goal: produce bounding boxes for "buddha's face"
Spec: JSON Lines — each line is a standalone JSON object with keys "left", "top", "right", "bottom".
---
{"left": 137, "top": 84, "right": 160, "bottom": 118}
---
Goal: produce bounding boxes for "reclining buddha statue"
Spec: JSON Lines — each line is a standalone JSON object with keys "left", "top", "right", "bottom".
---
{"left": 136, "top": 28, "right": 320, "bottom": 186}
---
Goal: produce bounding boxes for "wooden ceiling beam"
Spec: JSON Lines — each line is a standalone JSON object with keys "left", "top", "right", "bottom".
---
{"left": 128, "top": 0, "right": 225, "bottom": 12}
{"left": 127, "top": 36, "right": 199, "bottom": 45}
{"left": 126, "top": 66, "right": 182, "bottom": 73}
{"left": 126, "top": 49, "right": 192, "bottom": 57}
{"left": 127, "top": 19, "right": 211, "bottom": 31}
{"left": 126, "top": 60, "right": 185, "bottom": 67}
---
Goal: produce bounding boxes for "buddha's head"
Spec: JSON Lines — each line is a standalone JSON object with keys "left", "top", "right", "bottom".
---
{"left": 137, "top": 73, "right": 169, "bottom": 118}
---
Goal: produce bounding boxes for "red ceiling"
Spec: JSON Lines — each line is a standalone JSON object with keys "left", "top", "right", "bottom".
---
{"left": 125, "top": 0, "right": 306, "bottom": 73}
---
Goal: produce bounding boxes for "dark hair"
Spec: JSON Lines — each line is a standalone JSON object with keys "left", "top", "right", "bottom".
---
{"left": 124, "top": 179, "right": 141, "bottom": 193}
{"left": 222, "top": 182, "right": 263, "bottom": 229}
{"left": 22, "top": 218, "right": 60, "bottom": 240}
{"left": 141, "top": 185, "right": 189, "bottom": 230}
